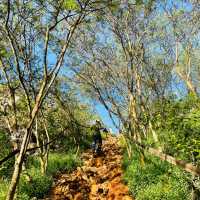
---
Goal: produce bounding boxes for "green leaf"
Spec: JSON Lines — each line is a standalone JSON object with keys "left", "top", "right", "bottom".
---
{"left": 0, "top": 49, "right": 8, "bottom": 57}
{"left": 136, "top": 0, "right": 143, "bottom": 5}
{"left": 62, "top": 0, "right": 78, "bottom": 10}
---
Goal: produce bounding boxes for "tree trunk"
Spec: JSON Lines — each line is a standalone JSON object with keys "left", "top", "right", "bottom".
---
{"left": 191, "top": 175, "right": 200, "bottom": 200}
{"left": 6, "top": 129, "right": 30, "bottom": 200}
{"left": 175, "top": 42, "right": 197, "bottom": 96}
{"left": 125, "top": 137, "right": 132, "bottom": 159}
{"left": 128, "top": 93, "right": 141, "bottom": 143}
{"left": 6, "top": 82, "right": 46, "bottom": 200}
{"left": 34, "top": 117, "right": 49, "bottom": 175}
{"left": 40, "top": 155, "right": 48, "bottom": 175}
{"left": 41, "top": 123, "right": 50, "bottom": 175}
{"left": 176, "top": 70, "right": 197, "bottom": 95}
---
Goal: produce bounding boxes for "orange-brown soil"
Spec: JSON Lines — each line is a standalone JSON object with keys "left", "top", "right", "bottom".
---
{"left": 45, "top": 136, "right": 133, "bottom": 200}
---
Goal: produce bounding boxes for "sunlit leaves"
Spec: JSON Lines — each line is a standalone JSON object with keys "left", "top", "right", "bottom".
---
{"left": 136, "top": 0, "right": 143, "bottom": 5}
{"left": 154, "top": 95, "right": 200, "bottom": 162}
{"left": 62, "top": 0, "right": 79, "bottom": 10}
{"left": 109, "top": 1, "right": 120, "bottom": 13}
{"left": 0, "top": 49, "right": 7, "bottom": 57}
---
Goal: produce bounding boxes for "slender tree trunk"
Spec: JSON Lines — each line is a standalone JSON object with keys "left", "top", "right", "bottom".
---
{"left": 6, "top": 82, "right": 46, "bottom": 200}
{"left": 34, "top": 117, "right": 49, "bottom": 175}
{"left": 34, "top": 117, "right": 44, "bottom": 174}
{"left": 40, "top": 156, "right": 48, "bottom": 175}
{"left": 191, "top": 176, "right": 200, "bottom": 200}
{"left": 175, "top": 41, "right": 197, "bottom": 96}
{"left": 42, "top": 121, "right": 50, "bottom": 175}
{"left": 6, "top": 128, "right": 30, "bottom": 200}
{"left": 149, "top": 121, "right": 160, "bottom": 144}
{"left": 129, "top": 93, "right": 141, "bottom": 143}
{"left": 122, "top": 134, "right": 132, "bottom": 159}
{"left": 176, "top": 70, "right": 197, "bottom": 95}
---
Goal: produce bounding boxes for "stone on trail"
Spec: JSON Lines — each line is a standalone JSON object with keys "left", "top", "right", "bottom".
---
{"left": 44, "top": 136, "right": 134, "bottom": 200}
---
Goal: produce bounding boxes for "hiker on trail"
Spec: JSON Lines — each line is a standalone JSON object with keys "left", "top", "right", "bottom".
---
{"left": 91, "top": 120, "right": 107, "bottom": 154}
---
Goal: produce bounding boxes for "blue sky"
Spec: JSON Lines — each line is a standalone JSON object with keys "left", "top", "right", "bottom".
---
{"left": 94, "top": 104, "right": 119, "bottom": 134}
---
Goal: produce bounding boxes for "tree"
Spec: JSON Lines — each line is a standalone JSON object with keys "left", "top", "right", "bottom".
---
{"left": 70, "top": 1, "right": 168, "bottom": 148}
{"left": 0, "top": 0, "right": 106, "bottom": 199}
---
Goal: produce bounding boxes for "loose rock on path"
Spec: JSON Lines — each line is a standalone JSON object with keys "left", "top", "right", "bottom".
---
{"left": 45, "top": 136, "right": 133, "bottom": 200}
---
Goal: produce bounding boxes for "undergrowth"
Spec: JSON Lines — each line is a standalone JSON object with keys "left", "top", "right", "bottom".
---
{"left": 1, "top": 151, "right": 81, "bottom": 200}
{"left": 122, "top": 146, "right": 191, "bottom": 200}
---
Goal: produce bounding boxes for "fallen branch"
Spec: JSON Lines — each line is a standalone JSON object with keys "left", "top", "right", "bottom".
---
{"left": 0, "top": 129, "right": 67, "bottom": 166}
{"left": 133, "top": 140, "right": 200, "bottom": 176}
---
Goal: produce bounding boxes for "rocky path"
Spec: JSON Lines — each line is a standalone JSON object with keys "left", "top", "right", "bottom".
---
{"left": 45, "top": 136, "right": 133, "bottom": 200}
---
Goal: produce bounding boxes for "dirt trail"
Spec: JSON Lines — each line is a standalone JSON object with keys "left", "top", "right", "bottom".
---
{"left": 45, "top": 136, "right": 133, "bottom": 200}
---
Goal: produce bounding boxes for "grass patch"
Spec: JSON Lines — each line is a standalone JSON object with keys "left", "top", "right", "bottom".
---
{"left": 0, "top": 151, "right": 82, "bottom": 200}
{"left": 0, "top": 179, "right": 9, "bottom": 200}
{"left": 123, "top": 147, "right": 191, "bottom": 200}
{"left": 18, "top": 152, "right": 81, "bottom": 199}
{"left": 47, "top": 152, "right": 82, "bottom": 176}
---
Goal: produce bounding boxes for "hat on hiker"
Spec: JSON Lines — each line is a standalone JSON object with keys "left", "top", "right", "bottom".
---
{"left": 95, "top": 119, "right": 101, "bottom": 127}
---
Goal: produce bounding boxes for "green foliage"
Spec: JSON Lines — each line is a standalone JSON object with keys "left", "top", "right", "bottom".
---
{"left": 15, "top": 151, "right": 81, "bottom": 199}
{"left": 153, "top": 95, "right": 200, "bottom": 162}
{"left": 26, "top": 155, "right": 40, "bottom": 170}
{"left": 117, "top": 135, "right": 127, "bottom": 148}
{"left": 0, "top": 148, "right": 83, "bottom": 199}
{"left": 62, "top": 0, "right": 78, "bottom": 10}
{"left": 101, "top": 132, "right": 109, "bottom": 140}
{"left": 108, "top": 1, "right": 120, "bottom": 14}
{"left": 16, "top": 193, "right": 30, "bottom": 200}
{"left": 52, "top": 132, "right": 93, "bottom": 153}
{"left": 0, "top": 48, "right": 7, "bottom": 57}
{"left": 0, "top": 180, "right": 9, "bottom": 200}
{"left": 136, "top": 176, "right": 189, "bottom": 200}
{"left": 43, "top": 78, "right": 95, "bottom": 150}
{"left": 0, "top": 131, "right": 14, "bottom": 178}
{"left": 136, "top": 0, "right": 143, "bottom": 5}
{"left": 123, "top": 149, "right": 191, "bottom": 199}
{"left": 47, "top": 152, "right": 81, "bottom": 176}
{"left": 18, "top": 171, "right": 53, "bottom": 199}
